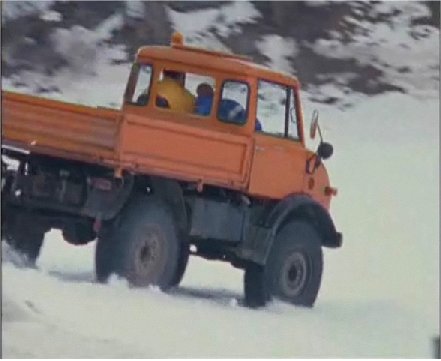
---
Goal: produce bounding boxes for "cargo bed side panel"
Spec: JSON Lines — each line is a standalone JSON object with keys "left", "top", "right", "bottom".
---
{"left": 2, "top": 92, "right": 120, "bottom": 165}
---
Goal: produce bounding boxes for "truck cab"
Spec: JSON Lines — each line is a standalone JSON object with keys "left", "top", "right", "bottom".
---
{"left": 120, "top": 32, "right": 333, "bottom": 208}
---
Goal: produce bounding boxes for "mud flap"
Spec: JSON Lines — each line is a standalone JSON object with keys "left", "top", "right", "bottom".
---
{"left": 237, "top": 224, "right": 274, "bottom": 265}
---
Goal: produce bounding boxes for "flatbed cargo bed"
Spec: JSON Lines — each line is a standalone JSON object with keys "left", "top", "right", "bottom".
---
{"left": 2, "top": 91, "right": 121, "bottom": 168}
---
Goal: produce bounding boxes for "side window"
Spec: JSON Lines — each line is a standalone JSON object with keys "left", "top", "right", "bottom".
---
{"left": 156, "top": 69, "right": 215, "bottom": 116}
{"left": 131, "top": 64, "right": 153, "bottom": 106}
{"left": 188, "top": 73, "right": 215, "bottom": 117}
{"left": 257, "top": 80, "right": 288, "bottom": 137}
{"left": 218, "top": 81, "right": 249, "bottom": 125}
{"left": 288, "top": 88, "right": 300, "bottom": 140}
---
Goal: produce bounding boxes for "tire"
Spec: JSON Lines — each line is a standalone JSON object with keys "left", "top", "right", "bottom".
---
{"left": 95, "top": 196, "right": 180, "bottom": 290}
{"left": 95, "top": 222, "right": 117, "bottom": 283}
{"left": 2, "top": 216, "right": 46, "bottom": 267}
{"left": 244, "top": 221, "right": 323, "bottom": 308}
{"left": 244, "top": 262, "right": 270, "bottom": 308}
{"left": 170, "top": 241, "right": 190, "bottom": 287}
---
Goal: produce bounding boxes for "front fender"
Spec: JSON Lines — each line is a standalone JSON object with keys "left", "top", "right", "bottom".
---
{"left": 266, "top": 194, "right": 342, "bottom": 248}
{"left": 237, "top": 194, "right": 342, "bottom": 266}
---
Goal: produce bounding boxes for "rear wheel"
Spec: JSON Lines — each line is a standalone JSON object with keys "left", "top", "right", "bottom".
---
{"left": 95, "top": 221, "right": 117, "bottom": 282}
{"left": 95, "top": 196, "right": 180, "bottom": 290}
{"left": 2, "top": 213, "right": 46, "bottom": 267}
{"left": 170, "top": 241, "right": 190, "bottom": 287}
{"left": 244, "top": 221, "right": 323, "bottom": 308}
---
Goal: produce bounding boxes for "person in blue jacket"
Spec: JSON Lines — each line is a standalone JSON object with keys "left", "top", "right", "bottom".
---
{"left": 195, "top": 83, "right": 263, "bottom": 131}
{"left": 194, "top": 83, "right": 214, "bottom": 116}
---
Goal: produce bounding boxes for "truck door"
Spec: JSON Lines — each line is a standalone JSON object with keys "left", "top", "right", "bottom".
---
{"left": 120, "top": 64, "right": 252, "bottom": 190}
{"left": 248, "top": 81, "right": 306, "bottom": 199}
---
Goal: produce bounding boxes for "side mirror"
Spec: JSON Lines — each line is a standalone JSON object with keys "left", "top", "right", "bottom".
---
{"left": 310, "top": 110, "right": 319, "bottom": 140}
{"left": 306, "top": 141, "right": 334, "bottom": 174}
{"left": 317, "top": 142, "right": 333, "bottom": 160}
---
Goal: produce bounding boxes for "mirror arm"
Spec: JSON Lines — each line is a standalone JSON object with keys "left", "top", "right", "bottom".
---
{"left": 317, "top": 125, "right": 323, "bottom": 143}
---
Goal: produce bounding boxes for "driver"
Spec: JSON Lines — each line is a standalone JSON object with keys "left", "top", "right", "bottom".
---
{"left": 155, "top": 70, "right": 195, "bottom": 113}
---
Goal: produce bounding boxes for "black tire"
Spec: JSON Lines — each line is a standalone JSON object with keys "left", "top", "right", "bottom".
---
{"left": 95, "top": 196, "right": 180, "bottom": 290}
{"left": 244, "top": 221, "right": 323, "bottom": 308}
{"left": 2, "top": 217, "right": 45, "bottom": 267}
{"left": 95, "top": 222, "right": 117, "bottom": 283}
{"left": 244, "top": 262, "right": 270, "bottom": 308}
{"left": 170, "top": 241, "right": 190, "bottom": 287}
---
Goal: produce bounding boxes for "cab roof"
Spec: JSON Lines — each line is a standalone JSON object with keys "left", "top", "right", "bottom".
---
{"left": 136, "top": 33, "right": 300, "bottom": 87}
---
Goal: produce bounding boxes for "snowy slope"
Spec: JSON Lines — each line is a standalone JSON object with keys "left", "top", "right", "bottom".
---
{"left": 2, "top": 92, "right": 438, "bottom": 358}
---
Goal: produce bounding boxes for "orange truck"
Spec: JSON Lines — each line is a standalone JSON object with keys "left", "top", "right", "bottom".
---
{"left": 1, "top": 33, "right": 341, "bottom": 307}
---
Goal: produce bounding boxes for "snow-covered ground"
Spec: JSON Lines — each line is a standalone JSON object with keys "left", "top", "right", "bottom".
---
{"left": 2, "top": 91, "right": 438, "bottom": 358}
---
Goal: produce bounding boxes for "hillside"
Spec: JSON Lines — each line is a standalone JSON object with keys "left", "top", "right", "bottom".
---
{"left": 2, "top": 1, "right": 439, "bottom": 107}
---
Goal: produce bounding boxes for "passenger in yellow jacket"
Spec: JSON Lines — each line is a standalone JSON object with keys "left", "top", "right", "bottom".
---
{"left": 156, "top": 71, "right": 195, "bottom": 113}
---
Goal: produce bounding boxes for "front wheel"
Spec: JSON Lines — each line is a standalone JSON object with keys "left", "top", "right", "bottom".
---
{"left": 244, "top": 221, "right": 323, "bottom": 308}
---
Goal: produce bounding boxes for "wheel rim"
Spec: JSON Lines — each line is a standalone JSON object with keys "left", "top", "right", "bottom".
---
{"left": 134, "top": 226, "right": 163, "bottom": 280}
{"left": 279, "top": 252, "right": 309, "bottom": 297}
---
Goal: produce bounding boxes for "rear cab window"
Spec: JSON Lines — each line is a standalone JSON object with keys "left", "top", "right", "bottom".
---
{"left": 155, "top": 69, "right": 215, "bottom": 116}
{"left": 125, "top": 63, "right": 257, "bottom": 132}
{"left": 128, "top": 64, "right": 153, "bottom": 106}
